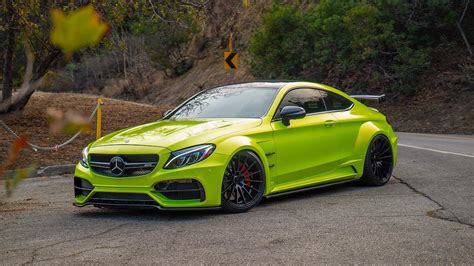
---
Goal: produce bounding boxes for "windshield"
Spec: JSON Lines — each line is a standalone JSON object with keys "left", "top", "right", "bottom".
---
{"left": 168, "top": 85, "right": 279, "bottom": 119}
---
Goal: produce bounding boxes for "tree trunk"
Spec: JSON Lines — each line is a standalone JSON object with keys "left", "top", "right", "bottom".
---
{"left": 6, "top": 49, "right": 61, "bottom": 113}
{"left": 2, "top": 0, "right": 16, "bottom": 105}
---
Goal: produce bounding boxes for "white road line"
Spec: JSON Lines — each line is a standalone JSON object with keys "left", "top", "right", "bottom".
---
{"left": 398, "top": 143, "right": 474, "bottom": 158}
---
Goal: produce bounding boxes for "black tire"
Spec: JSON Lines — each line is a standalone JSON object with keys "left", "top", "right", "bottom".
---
{"left": 359, "top": 134, "right": 394, "bottom": 186}
{"left": 221, "top": 150, "right": 265, "bottom": 213}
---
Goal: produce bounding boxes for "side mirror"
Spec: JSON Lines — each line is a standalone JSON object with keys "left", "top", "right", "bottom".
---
{"left": 280, "top": 106, "right": 306, "bottom": 126}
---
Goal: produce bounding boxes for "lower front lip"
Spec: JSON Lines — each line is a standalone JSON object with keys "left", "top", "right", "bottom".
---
{"left": 74, "top": 152, "right": 230, "bottom": 209}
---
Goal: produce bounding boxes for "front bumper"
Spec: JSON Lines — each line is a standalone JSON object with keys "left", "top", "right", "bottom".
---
{"left": 74, "top": 148, "right": 229, "bottom": 209}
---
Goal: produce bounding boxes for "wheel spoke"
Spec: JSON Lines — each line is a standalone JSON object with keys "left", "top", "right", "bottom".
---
{"left": 376, "top": 165, "right": 382, "bottom": 179}
{"left": 243, "top": 155, "right": 249, "bottom": 169}
{"left": 246, "top": 161, "right": 257, "bottom": 171}
{"left": 236, "top": 154, "right": 242, "bottom": 175}
{"left": 232, "top": 159, "right": 238, "bottom": 177}
{"left": 248, "top": 179, "right": 263, "bottom": 183}
{"left": 238, "top": 186, "right": 247, "bottom": 204}
{"left": 247, "top": 186, "right": 259, "bottom": 193}
{"left": 378, "top": 146, "right": 391, "bottom": 156}
{"left": 222, "top": 183, "right": 234, "bottom": 194}
{"left": 242, "top": 186, "right": 253, "bottom": 199}
{"left": 229, "top": 186, "right": 235, "bottom": 199}
{"left": 378, "top": 155, "right": 392, "bottom": 160}
{"left": 249, "top": 170, "right": 261, "bottom": 176}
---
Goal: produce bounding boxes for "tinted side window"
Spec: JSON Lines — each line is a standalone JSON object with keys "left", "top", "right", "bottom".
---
{"left": 321, "top": 90, "right": 353, "bottom": 111}
{"left": 275, "top": 88, "right": 326, "bottom": 119}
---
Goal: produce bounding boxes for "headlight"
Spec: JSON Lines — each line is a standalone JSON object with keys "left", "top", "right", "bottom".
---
{"left": 164, "top": 144, "right": 215, "bottom": 169}
{"left": 80, "top": 147, "right": 89, "bottom": 168}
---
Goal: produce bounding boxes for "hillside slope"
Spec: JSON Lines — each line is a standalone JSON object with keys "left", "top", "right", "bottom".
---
{"left": 145, "top": 1, "right": 473, "bottom": 134}
{"left": 0, "top": 92, "right": 165, "bottom": 169}
{"left": 39, "top": 0, "right": 473, "bottom": 134}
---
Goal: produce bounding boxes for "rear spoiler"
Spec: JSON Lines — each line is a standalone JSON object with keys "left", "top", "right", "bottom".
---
{"left": 350, "top": 94, "right": 385, "bottom": 103}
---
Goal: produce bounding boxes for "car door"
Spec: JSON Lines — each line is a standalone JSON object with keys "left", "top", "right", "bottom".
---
{"left": 271, "top": 88, "right": 340, "bottom": 185}
{"left": 320, "top": 90, "right": 359, "bottom": 162}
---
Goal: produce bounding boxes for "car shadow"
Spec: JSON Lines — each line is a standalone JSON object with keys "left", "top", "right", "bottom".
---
{"left": 73, "top": 180, "right": 373, "bottom": 220}
{"left": 74, "top": 207, "right": 221, "bottom": 221}
{"left": 260, "top": 180, "right": 366, "bottom": 206}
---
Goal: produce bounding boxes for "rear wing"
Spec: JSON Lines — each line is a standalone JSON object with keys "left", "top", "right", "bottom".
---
{"left": 350, "top": 94, "right": 385, "bottom": 103}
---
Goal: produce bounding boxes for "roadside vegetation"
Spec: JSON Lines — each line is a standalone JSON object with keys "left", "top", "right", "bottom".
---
{"left": 249, "top": 0, "right": 471, "bottom": 94}
{"left": 0, "top": 1, "right": 204, "bottom": 112}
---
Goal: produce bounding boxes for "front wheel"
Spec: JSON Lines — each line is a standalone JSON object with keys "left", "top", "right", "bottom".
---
{"left": 221, "top": 150, "right": 265, "bottom": 213}
{"left": 359, "top": 134, "right": 394, "bottom": 186}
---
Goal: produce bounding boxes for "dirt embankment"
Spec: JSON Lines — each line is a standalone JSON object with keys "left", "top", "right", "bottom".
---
{"left": 375, "top": 47, "right": 474, "bottom": 134}
{"left": 0, "top": 92, "right": 167, "bottom": 169}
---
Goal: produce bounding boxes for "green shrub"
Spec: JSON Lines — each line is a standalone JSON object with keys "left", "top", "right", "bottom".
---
{"left": 249, "top": 5, "right": 308, "bottom": 79}
{"left": 249, "top": 0, "right": 458, "bottom": 93}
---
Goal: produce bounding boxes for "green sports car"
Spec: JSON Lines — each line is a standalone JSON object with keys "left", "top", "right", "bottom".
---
{"left": 74, "top": 81, "right": 397, "bottom": 212}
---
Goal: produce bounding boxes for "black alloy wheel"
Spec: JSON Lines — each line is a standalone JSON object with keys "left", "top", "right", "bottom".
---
{"left": 221, "top": 150, "right": 265, "bottom": 213}
{"left": 360, "top": 134, "right": 394, "bottom": 186}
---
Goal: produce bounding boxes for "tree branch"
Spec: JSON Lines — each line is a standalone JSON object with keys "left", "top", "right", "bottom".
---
{"left": 457, "top": 0, "right": 472, "bottom": 57}
{"left": 177, "top": 0, "right": 210, "bottom": 9}
{"left": 148, "top": 0, "right": 188, "bottom": 28}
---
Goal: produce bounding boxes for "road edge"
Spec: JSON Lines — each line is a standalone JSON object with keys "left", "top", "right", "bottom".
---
{"left": 4, "top": 164, "right": 75, "bottom": 178}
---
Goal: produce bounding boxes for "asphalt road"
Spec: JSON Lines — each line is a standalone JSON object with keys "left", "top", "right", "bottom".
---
{"left": 0, "top": 133, "right": 473, "bottom": 264}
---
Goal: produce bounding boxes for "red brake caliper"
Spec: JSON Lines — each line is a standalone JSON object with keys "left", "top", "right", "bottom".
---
{"left": 239, "top": 162, "right": 251, "bottom": 187}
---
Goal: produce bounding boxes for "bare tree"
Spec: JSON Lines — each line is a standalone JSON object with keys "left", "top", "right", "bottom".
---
{"left": 1, "top": 0, "right": 16, "bottom": 106}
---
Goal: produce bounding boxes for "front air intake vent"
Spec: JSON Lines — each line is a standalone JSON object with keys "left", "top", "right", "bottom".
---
{"left": 74, "top": 177, "right": 94, "bottom": 197}
{"left": 155, "top": 179, "right": 205, "bottom": 201}
{"left": 89, "top": 192, "right": 158, "bottom": 207}
{"left": 89, "top": 154, "right": 158, "bottom": 177}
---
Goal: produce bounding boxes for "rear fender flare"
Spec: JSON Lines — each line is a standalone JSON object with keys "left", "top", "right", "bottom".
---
{"left": 353, "top": 121, "right": 388, "bottom": 174}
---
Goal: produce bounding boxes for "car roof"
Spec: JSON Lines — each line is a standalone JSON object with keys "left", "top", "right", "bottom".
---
{"left": 212, "top": 81, "right": 297, "bottom": 90}
{"left": 207, "top": 81, "right": 353, "bottom": 102}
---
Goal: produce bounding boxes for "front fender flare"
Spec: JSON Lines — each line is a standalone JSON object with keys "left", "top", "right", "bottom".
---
{"left": 214, "top": 136, "right": 271, "bottom": 194}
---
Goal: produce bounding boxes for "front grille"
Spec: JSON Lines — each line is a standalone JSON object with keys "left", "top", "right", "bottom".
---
{"left": 89, "top": 192, "right": 158, "bottom": 206}
{"left": 155, "top": 179, "right": 205, "bottom": 201}
{"left": 89, "top": 154, "right": 158, "bottom": 177}
{"left": 74, "top": 177, "right": 94, "bottom": 197}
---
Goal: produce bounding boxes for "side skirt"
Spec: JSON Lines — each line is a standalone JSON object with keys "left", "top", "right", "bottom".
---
{"left": 265, "top": 179, "right": 357, "bottom": 199}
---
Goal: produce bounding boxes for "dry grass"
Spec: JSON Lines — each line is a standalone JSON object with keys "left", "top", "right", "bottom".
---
{"left": 0, "top": 92, "right": 167, "bottom": 169}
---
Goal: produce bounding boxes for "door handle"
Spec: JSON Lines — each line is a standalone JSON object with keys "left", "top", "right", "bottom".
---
{"left": 324, "top": 120, "right": 336, "bottom": 127}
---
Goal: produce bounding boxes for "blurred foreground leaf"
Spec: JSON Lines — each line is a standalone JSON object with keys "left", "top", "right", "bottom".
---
{"left": 46, "top": 108, "right": 91, "bottom": 135}
{"left": 50, "top": 5, "right": 109, "bottom": 53}
{"left": 12, "top": 136, "right": 28, "bottom": 154}
{"left": 4, "top": 165, "right": 38, "bottom": 196}
{"left": 0, "top": 136, "right": 33, "bottom": 196}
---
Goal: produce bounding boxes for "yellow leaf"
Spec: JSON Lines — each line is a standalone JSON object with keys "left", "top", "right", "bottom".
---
{"left": 50, "top": 6, "right": 109, "bottom": 53}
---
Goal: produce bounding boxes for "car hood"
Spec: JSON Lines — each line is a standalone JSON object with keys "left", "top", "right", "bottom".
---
{"left": 91, "top": 118, "right": 262, "bottom": 150}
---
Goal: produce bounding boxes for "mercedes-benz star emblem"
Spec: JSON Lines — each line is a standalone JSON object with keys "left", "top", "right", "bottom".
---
{"left": 109, "top": 156, "right": 126, "bottom": 177}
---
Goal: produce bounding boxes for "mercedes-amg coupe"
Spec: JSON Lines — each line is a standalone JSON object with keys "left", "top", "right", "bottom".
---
{"left": 74, "top": 81, "right": 397, "bottom": 212}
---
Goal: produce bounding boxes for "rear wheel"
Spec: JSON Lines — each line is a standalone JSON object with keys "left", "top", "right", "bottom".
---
{"left": 360, "top": 134, "right": 394, "bottom": 186}
{"left": 221, "top": 150, "right": 265, "bottom": 213}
